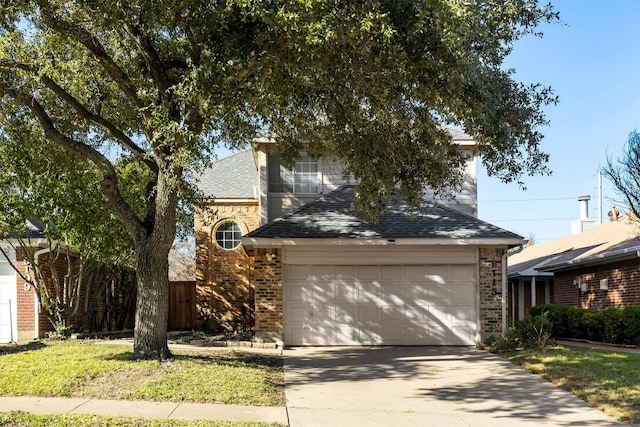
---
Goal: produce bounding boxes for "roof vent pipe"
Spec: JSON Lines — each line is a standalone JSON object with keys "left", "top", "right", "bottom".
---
{"left": 572, "top": 195, "right": 597, "bottom": 235}
{"left": 578, "top": 195, "right": 590, "bottom": 220}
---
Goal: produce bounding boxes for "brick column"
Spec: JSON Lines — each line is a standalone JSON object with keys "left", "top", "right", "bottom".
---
{"left": 479, "top": 247, "right": 504, "bottom": 342}
{"left": 253, "top": 248, "right": 283, "bottom": 343}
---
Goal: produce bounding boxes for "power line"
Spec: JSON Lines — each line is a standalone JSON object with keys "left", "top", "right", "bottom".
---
{"left": 483, "top": 217, "right": 575, "bottom": 222}
{"left": 478, "top": 197, "right": 577, "bottom": 203}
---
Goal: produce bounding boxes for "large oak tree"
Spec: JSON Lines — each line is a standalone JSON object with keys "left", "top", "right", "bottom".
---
{"left": 0, "top": 0, "right": 558, "bottom": 359}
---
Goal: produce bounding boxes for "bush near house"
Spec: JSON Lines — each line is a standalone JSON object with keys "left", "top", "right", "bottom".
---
{"left": 531, "top": 304, "right": 640, "bottom": 346}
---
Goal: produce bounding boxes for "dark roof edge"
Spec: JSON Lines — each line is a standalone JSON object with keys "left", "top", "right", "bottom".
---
{"left": 539, "top": 245, "right": 640, "bottom": 272}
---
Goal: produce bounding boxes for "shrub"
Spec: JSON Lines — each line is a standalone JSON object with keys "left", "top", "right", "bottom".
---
{"left": 580, "top": 310, "right": 604, "bottom": 342}
{"left": 485, "top": 312, "right": 552, "bottom": 352}
{"left": 530, "top": 304, "right": 640, "bottom": 346}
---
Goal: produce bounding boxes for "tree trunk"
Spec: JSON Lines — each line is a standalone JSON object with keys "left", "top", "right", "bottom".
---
{"left": 130, "top": 238, "right": 171, "bottom": 360}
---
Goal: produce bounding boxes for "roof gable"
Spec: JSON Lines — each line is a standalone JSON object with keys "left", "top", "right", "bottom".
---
{"left": 245, "top": 185, "right": 521, "bottom": 243}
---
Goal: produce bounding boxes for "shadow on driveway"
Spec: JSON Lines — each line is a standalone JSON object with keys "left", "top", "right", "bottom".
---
{"left": 284, "top": 346, "right": 624, "bottom": 426}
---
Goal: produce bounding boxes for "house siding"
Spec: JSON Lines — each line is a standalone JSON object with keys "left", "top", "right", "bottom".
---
{"left": 479, "top": 248, "right": 505, "bottom": 340}
{"left": 553, "top": 258, "right": 640, "bottom": 309}
{"left": 195, "top": 201, "right": 261, "bottom": 332}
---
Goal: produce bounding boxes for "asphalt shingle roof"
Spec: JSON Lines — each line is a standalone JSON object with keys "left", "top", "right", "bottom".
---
{"left": 246, "top": 185, "right": 522, "bottom": 241}
{"left": 508, "top": 215, "right": 640, "bottom": 276}
{"left": 196, "top": 150, "right": 258, "bottom": 198}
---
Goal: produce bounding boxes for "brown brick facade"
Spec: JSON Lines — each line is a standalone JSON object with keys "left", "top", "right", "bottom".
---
{"left": 479, "top": 247, "right": 505, "bottom": 340}
{"left": 11, "top": 246, "right": 88, "bottom": 343}
{"left": 195, "top": 201, "right": 261, "bottom": 332}
{"left": 253, "top": 248, "right": 283, "bottom": 342}
{"left": 553, "top": 258, "right": 640, "bottom": 310}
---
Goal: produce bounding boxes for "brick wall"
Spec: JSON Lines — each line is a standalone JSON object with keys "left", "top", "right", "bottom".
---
{"left": 195, "top": 201, "right": 261, "bottom": 332}
{"left": 12, "top": 245, "right": 105, "bottom": 342}
{"left": 253, "top": 248, "right": 283, "bottom": 342}
{"left": 479, "top": 247, "right": 505, "bottom": 340}
{"left": 554, "top": 258, "right": 640, "bottom": 309}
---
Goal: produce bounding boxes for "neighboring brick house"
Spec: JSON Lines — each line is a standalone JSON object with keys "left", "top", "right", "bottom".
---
{"left": 508, "top": 211, "right": 640, "bottom": 319}
{"left": 0, "top": 218, "right": 96, "bottom": 343}
{"left": 195, "top": 131, "right": 523, "bottom": 345}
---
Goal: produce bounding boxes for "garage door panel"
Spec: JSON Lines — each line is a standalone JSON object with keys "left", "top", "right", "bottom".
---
{"left": 382, "top": 305, "right": 404, "bottom": 322}
{"left": 381, "top": 266, "right": 402, "bottom": 280}
{"left": 312, "top": 283, "right": 335, "bottom": 304}
{"left": 382, "top": 326, "right": 405, "bottom": 344}
{"left": 406, "top": 304, "right": 430, "bottom": 321}
{"left": 357, "top": 266, "right": 380, "bottom": 280}
{"left": 359, "top": 327, "right": 382, "bottom": 345}
{"left": 335, "top": 325, "right": 360, "bottom": 345}
{"left": 359, "top": 283, "right": 383, "bottom": 304}
{"left": 334, "top": 265, "right": 357, "bottom": 279}
{"left": 450, "top": 305, "right": 476, "bottom": 326}
{"left": 404, "top": 265, "right": 427, "bottom": 280}
{"left": 405, "top": 283, "right": 426, "bottom": 300}
{"left": 451, "top": 284, "right": 475, "bottom": 305}
{"left": 451, "top": 265, "right": 477, "bottom": 281}
{"left": 287, "top": 283, "right": 312, "bottom": 302}
{"left": 451, "top": 326, "right": 475, "bottom": 345}
{"left": 335, "top": 283, "right": 358, "bottom": 302}
{"left": 382, "top": 286, "right": 405, "bottom": 305}
{"left": 428, "top": 284, "right": 451, "bottom": 305}
{"left": 358, "top": 305, "right": 382, "bottom": 322}
{"left": 284, "top": 260, "right": 477, "bottom": 346}
{"left": 333, "top": 304, "right": 356, "bottom": 322}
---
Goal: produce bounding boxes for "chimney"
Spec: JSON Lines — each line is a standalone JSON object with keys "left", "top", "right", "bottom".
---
{"left": 571, "top": 195, "right": 597, "bottom": 234}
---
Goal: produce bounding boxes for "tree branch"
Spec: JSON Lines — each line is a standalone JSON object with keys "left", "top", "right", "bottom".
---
{"left": 0, "top": 81, "right": 145, "bottom": 240}
{"left": 35, "top": 0, "right": 146, "bottom": 113}
{"left": 0, "top": 59, "right": 159, "bottom": 175}
{"left": 123, "top": 22, "right": 172, "bottom": 101}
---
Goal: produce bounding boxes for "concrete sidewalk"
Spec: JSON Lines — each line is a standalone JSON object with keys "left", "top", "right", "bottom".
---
{"left": 0, "top": 396, "right": 289, "bottom": 425}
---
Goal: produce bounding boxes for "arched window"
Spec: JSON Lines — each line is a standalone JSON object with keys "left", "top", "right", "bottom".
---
{"left": 214, "top": 221, "right": 242, "bottom": 250}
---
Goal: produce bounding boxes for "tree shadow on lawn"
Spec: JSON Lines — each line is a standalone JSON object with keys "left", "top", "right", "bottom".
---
{"left": 0, "top": 341, "right": 46, "bottom": 356}
{"left": 100, "top": 348, "right": 283, "bottom": 369}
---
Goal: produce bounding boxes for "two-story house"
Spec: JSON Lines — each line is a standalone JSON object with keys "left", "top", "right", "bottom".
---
{"left": 195, "top": 131, "right": 522, "bottom": 346}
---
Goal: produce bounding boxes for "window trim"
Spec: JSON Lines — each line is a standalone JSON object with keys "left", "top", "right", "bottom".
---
{"left": 267, "top": 153, "right": 321, "bottom": 195}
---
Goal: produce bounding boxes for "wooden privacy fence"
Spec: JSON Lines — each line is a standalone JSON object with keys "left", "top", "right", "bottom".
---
{"left": 168, "top": 281, "right": 197, "bottom": 329}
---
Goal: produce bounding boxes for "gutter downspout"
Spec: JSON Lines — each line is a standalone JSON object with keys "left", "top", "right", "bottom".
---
{"left": 502, "top": 245, "right": 523, "bottom": 335}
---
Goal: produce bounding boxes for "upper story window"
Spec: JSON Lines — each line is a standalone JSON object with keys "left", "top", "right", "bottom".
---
{"left": 268, "top": 153, "right": 320, "bottom": 194}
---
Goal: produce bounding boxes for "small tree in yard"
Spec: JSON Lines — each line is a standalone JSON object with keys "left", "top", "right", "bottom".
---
{"left": 604, "top": 130, "right": 640, "bottom": 218}
{"left": 0, "top": 1, "right": 559, "bottom": 360}
{"left": 0, "top": 133, "right": 136, "bottom": 336}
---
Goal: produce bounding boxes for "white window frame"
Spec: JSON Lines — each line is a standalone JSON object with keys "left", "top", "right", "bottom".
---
{"left": 268, "top": 153, "right": 320, "bottom": 194}
{"left": 214, "top": 221, "right": 242, "bottom": 250}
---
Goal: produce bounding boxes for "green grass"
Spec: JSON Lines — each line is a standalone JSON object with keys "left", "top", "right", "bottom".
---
{"left": 504, "top": 345, "right": 640, "bottom": 424}
{"left": 0, "top": 341, "right": 284, "bottom": 407}
{"left": 0, "top": 411, "right": 280, "bottom": 426}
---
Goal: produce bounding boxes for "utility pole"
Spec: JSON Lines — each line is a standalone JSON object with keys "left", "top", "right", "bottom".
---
{"left": 598, "top": 170, "right": 603, "bottom": 225}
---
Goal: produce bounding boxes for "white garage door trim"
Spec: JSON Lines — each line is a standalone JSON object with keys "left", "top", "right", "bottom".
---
{"left": 283, "top": 246, "right": 478, "bottom": 346}
{"left": 0, "top": 246, "right": 18, "bottom": 344}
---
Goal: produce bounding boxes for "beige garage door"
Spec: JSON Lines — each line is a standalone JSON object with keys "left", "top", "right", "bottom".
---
{"left": 284, "top": 260, "right": 478, "bottom": 346}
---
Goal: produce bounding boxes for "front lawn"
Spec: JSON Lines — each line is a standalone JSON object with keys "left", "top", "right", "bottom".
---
{"left": 0, "top": 412, "right": 280, "bottom": 427}
{"left": 0, "top": 341, "right": 284, "bottom": 407}
{"left": 504, "top": 345, "right": 640, "bottom": 424}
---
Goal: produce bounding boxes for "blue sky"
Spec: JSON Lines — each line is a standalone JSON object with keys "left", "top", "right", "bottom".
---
{"left": 217, "top": 1, "right": 640, "bottom": 244}
{"left": 477, "top": 0, "right": 640, "bottom": 242}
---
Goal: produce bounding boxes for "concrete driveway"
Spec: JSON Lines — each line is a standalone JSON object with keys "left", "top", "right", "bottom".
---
{"left": 284, "top": 346, "right": 624, "bottom": 427}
